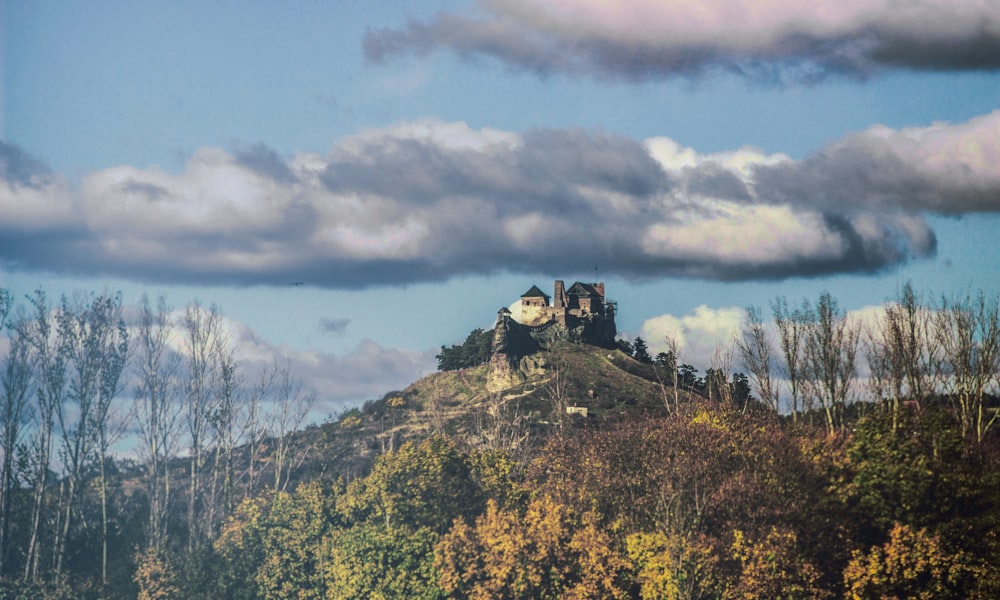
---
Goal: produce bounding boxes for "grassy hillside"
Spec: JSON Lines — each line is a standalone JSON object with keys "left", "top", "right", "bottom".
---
{"left": 291, "top": 342, "right": 703, "bottom": 484}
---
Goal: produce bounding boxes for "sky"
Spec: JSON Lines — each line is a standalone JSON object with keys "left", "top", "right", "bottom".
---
{"left": 3, "top": 0, "right": 1000, "bottom": 418}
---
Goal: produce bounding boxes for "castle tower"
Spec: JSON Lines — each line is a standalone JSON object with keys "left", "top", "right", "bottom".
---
{"left": 554, "top": 280, "right": 567, "bottom": 309}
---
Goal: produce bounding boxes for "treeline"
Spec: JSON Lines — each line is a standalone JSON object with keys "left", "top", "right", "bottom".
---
{"left": 0, "top": 289, "right": 315, "bottom": 598}
{"left": 621, "top": 283, "right": 1000, "bottom": 441}
{"left": 162, "top": 401, "right": 999, "bottom": 599}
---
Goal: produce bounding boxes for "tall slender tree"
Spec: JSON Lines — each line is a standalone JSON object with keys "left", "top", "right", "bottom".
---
{"left": 0, "top": 291, "right": 33, "bottom": 576}
{"left": 52, "top": 292, "right": 127, "bottom": 577}
{"left": 772, "top": 297, "right": 808, "bottom": 424}
{"left": 133, "top": 295, "right": 182, "bottom": 551}
{"left": 22, "top": 290, "right": 69, "bottom": 582}
{"left": 736, "top": 305, "right": 777, "bottom": 412}
{"left": 935, "top": 289, "right": 1000, "bottom": 443}
{"left": 802, "top": 292, "right": 859, "bottom": 434}
{"left": 181, "top": 301, "right": 224, "bottom": 551}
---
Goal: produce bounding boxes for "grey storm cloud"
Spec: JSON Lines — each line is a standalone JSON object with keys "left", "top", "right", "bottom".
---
{"left": 363, "top": 0, "right": 1000, "bottom": 82}
{"left": 2, "top": 112, "right": 999, "bottom": 287}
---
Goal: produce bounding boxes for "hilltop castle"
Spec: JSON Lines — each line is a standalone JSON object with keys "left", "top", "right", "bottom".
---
{"left": 488, "top": 280, "right": 617, "bottom": 391}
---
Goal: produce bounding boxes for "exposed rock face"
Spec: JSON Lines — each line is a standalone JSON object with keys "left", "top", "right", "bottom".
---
{"left": 487, "top": 309, "right": 522, "bottom": 392}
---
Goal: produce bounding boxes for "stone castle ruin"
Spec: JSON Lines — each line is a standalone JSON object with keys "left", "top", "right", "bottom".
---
{"left": 488, "top": 280, "right": 617, "bottom": 391}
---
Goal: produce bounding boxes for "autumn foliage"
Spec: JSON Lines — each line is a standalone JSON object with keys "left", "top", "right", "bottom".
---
{"left": 201, "top": 401, "right": 1000, "bottom": 599}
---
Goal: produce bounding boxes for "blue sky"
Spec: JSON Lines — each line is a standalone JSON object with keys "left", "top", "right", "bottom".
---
{"left": 4, "top": 0, "right": 1000, "bottom": 415}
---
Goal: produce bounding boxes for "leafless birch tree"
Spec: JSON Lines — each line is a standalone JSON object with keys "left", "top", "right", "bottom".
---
{"left": 736, "top": 305, "right": 777, "bottom": 412}
{"left": 181, "top": 301, "right": 224, "bottom": 550}
{"left": 772, "top": 297, "right": 809, "bottom": 424}
{"left": 133, "top": 295, "right": 182, "bottom": 551}
{"left": 935, "top": 289, "right": 1000, "bottom": 443}
{"left": 22, "top": 290, "right": 68, "bottom": 582}
{"left": 803, "top": 292, "right": 859, "bottom": 434}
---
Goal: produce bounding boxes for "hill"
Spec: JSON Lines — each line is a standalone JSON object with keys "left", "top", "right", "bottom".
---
{"left": 289, "top": 341, "right": 704, "bottom": 485}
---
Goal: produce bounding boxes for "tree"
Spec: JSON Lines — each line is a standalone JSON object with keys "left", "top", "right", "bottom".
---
{"left": 736, "top": 305, "right": 777, "bottom": 412}
{"left": 324, "top": 523, "right": 444, "bottom": 600}
{"left": 89, "top": 294, "right": 130, "bottom": 585}
{"left": 341, "top": 436, "right": 483, "bottom": 534}
{"left": 632, "top": 336, "right": 652, "bottom": 364}
{"left": 269, "top": 360, "right": 314, "bottom": 492}
{"left": 843, "top": 523, "right": 980, "bottom": 600}
{"left": 436, "top": 496, "right": 629, "bottom": 600}
{"left": 134, "top": 546, "right": 180, "bottom": 600}
{"left": 0, "top": 290, "right": 34, "bottom": 577}
{"left": 181, "top": 301, "right": 225, "bottom": 551}
{"left": 772, "top": 296, "right": 808, "bottom": 424}
{"left": 206, "top": 341, "right": 243, "bottom": 536}
{"left": 133, "top": 295, "right": 182, "bottom": 552}
{"left": 802, "top": 292, "right": 859, "bottom": 433}
{"left": 436, "top": 328, "right": 493, "bottom": 371}
{"left": 934, "top": 289, "right": 1000, "bottom": 443}
{"left": 22, "top": 289, "right": 69, "bottom": 582}
{"left": 625, "top": 530, "right": 718, "bottom": 600}
{"left": 727, "top": 527, "right": 827, "bottom": 599}
{"left": 662, "top": 334, "right": 683, "bottom": 413}
{"left": 866, "top": 282, "right": 939, "bottom": 432}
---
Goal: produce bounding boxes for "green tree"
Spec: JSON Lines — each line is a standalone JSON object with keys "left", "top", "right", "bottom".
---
{"left": 340, "top": 436, "right": 483, "bottom": 533}
{"left": 324, "top": 523, "right": 443, "bottom": 600}
{"left": 633, "top": 337, "right": 652, "bottom": 364}
{"left": 436, "top": 328, "right": 493, "bottom": 371}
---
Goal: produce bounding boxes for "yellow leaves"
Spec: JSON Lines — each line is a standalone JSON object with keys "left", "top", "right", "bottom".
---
{"left": 339, "top": 414, "right": 361, "bottom": 428}
{"left": 727, "top": 527, "right": 826, "bottom": 600}
{"left": 843, "top": 523, "right": 975, "bottom": 600}
{"left": 435, "top": 496, "right": 629, "bottom": 600}
{"left": 133, "top": 547, "right": 179, "bottom": 600}
{"left": 625, "top": 531, "right": 718, "bottom": 600}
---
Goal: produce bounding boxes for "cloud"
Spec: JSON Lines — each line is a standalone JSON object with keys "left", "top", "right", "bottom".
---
{"left": 364, "top": 0, "right": 1000, "bottom": 82}
{"left": 318, "top": 317, "right": 351, "bottom": 335}
{"left": 5, "top": 112, "right": 1000, "bottom": 286}
{"left": 142, "top": 309, "right": 435, "bottom": 416}
{"left": 638, "top": 305, "right": 744, "bottom": 368}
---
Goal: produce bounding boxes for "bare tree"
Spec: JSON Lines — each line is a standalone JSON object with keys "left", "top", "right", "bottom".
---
{"left": 935, "top": 289, "right": 1000, "bottom": 443}
{"left": 206, "top": 341, "right": 244, "bottom": 536}
{"left": 22, "top": 290, "right": 69, "bottom": 582}
{"left": 895, "top": 283, "right": 940, "bottom": 407}
{"left": 0, "top": 291, "right": 34, "bottom": 576}
{"left": 545, "top": 359, "right": 570, "bottom": 434}
{"left": 181, "top": 301, "right": 224, "bottom": 551}
{"left": 662, "top": 334, "right": 682, "bottom": 413}
{"left": 243, "top": 364, "right": 277, "bottom": 499}
{"left": 772, "top": 297, "right": 808, "bottom": 424}
{"left": 92, "top": 297, "right": 129, "bottom": 586}
{"left": 52, "top": 292, "right": 127, "bottom": 577}
{"left": 736, "top": 305, "right": 777, "bottom": 412}
{"left": 475, "top": 392, "right": 530, "bottom": 460}
{"left": 269, "top": 361, "right": 314, "bottom": 492}
{"left": 706, "top": 343, "right": 734, "bottom": 407}
{"left": 802, "top": 292, "right": 859, "bottom": 434}
{"left": 132, "top": 295, "right": 182, "bottom": 551}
